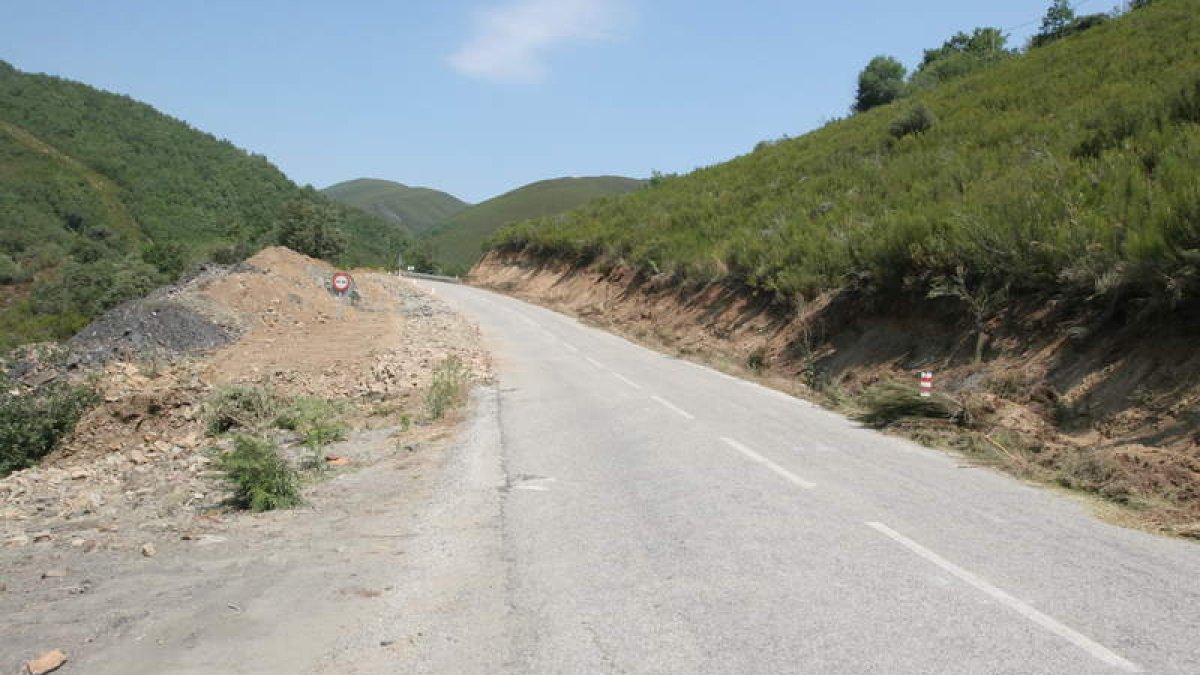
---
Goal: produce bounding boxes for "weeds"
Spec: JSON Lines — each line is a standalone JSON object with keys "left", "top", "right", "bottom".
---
{"left": 0, "top": 376, "right": 98, "bottom": 476}
{"left": 855, "top": 380, "right": 955, "bottom": 428}
{"left": 216, "top": 435, "right": 302, "bottom": 511}
{"left": 276, "top": 397, "right": 348, "bottom": 469}
{"left": 426, "top": 356, "right": 469, "bottom": 420}
{"left": 203, "top": 385, "right": 281, "bottom": 435}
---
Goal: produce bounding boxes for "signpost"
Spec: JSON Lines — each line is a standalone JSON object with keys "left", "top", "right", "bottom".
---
{"left": 331, "top": 271, "right": 353, "bottom": 318}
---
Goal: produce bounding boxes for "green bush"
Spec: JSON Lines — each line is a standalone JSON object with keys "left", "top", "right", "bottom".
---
{"left": 855, "top": 380, "right": 955, "bottom": 428}
{"left": 426, "top": 356, "right": 469, "bottom": 420}
{"left": 203, "top": 385, "right": 282, "bottom": 435}
{"left": 888, "top": 103, "right": 937, "bottom": 139}
{"left": 216, "top": 435, "right": 301, "bottom": 511}
{"left": 0, "top": 253, "right": 26, "bottom": 284}
{"left": 0, "top": 377, "right": 98, "bottom": 476}
{"left": 276, "top": 397, "right": 348, "bottom": 467}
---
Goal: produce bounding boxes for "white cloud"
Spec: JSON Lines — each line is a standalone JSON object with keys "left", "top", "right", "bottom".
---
{"left": 449, "top": 0, "right": 624, "bottom": 84}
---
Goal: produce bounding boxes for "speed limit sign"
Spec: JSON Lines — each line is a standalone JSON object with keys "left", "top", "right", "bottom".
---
{"left": 331, "top": 271, "right": 353, "bottom": 294}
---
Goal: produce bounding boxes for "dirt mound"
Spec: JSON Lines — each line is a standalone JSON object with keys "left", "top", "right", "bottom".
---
{"left": 471, "top": 250, "right": 1200, "bottom": 537}
{"left": 2, "top": 246, "right": 489, "bottom": 592}
{"left": 66, "top": 264, "right": 244, "bottom": 368}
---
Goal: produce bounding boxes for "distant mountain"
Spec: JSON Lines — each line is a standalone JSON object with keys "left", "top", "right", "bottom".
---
{"left": 424, "top": 176, "right": 645, "bottom": 272}
{"left": 322, "top": 178, "right": 469, "bottom": 235}
{"left": 0, "top": 60, "right": 407, "bottom": 348}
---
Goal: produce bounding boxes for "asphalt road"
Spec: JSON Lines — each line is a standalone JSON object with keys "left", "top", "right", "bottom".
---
{"left": 422, "top": 280, "right": 1200, "bottom": 675}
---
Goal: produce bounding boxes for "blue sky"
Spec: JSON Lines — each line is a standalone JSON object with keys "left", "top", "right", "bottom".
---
{"left": 0, "top": 1, "right": 1084, "bottom": 203}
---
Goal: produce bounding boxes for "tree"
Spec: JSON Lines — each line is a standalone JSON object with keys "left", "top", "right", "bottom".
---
{"left": 854, "top": 56, "right": 908, "bottom": 113}
{"left": 912, "top": 27, "right": 1012, "bottom": 89}
{"left": 275, "top": 199, "right": 347, "bottom": 262}
{"left": 1041, "top": 0, "right": 1076, "bottom": 36}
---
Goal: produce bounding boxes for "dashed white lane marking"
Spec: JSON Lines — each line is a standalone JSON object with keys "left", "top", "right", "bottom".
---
{"left": 585, "top": 356, "right": 606, "bottom": 369}
{"left": 651, "top": 395, "right": 695, "bottom": 420}
{"left": 866, "top": 521, "right": 1142, "bottom": 673}
{"left": 611, "top": 372, "right": 643, "bottom": 391}
{"left": 721, "top": 437, "right": 816, "bottom": 489}
{"left": 513, "top": 485, "right": 550, "bottom": 492}
{"left": 562, "top": 343, "right": 580, "bottom": 353}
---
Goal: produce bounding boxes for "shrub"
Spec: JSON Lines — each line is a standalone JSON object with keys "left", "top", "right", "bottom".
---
{"left": 889, "top": 103, "right": 938, "bottom": 139}
{"left": 1169, "top": 76, "right": 1200, "bottom": 124}
{"left": 856, "top": 380, "right": 955, "bottom": 428}
{"left": 216, "top": 435, "right": 301, "bottom": 511}
{"left": 0, "top": 377, "right": 98, "bottom": 476}
{"left": 276, "top": 397, "right": 348, "bottom": 467}
{"left": 0, "top": 253, "right": 26, "bottom": 284}
{"left": 203, "top": 385, "right": 282, "bottom": 435}
{"left": 426, "top": 356, "right": 469, "bottom": 420}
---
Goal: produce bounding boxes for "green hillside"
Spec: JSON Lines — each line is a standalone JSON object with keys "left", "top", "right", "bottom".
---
{"left": 493, "top": 1, "right": 1200, "bottom": 314}
{"left": 323, "top": 178, "right": 469, "bottom": 234}
{"left": 426, "top": 176, "right": 645, "bottom": 273}
{"left": 0, "top": 60, "right": 409, "bottom": 348}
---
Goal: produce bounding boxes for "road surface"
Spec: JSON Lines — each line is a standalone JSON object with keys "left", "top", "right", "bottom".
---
{"left": 417, "top": 280, "right": 1199, "bottom": 675}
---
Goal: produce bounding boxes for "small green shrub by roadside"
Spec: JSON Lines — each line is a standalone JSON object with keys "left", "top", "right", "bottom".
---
{"left": 888, "top": 103, "right": 937, "bottom": 139}
{"left": 216, "top": 435, "right": 302, "bottom": 512}
{"left": 855, "top": 380, "right": 955, "bottom": 428}
{"left": 276, "top": 397, "right": 349, "bottom": 468}
{"left": 426, "top": 356, "right": 469, "bottom": 420}
{"left": 203, "top": 385, "right": 282, "bottom": 435}
{"left": 0, "top": 377, "right": 98, "bottom": 476}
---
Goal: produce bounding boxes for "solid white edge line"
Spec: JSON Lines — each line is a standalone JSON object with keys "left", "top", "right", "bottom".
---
{"left": 651, "top": 395, "right": 695, "bottom": 420}
{"left": 866, "top": 521, "right": 1142, "bottom": 673}
{"left": 720, "top": 437, "right": 816, "bottom": 489}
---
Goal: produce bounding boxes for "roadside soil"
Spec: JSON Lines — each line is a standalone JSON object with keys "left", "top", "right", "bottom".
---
{"left": 1, "top": 247, "right": 491, "bottom": 673}
{"left": 470, "top": 250, "right": 1200, "bottom": 538}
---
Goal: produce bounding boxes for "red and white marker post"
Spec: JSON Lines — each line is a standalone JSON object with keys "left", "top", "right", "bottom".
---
{"left": 918, "top": 371, "right": 933, "bottom": 397}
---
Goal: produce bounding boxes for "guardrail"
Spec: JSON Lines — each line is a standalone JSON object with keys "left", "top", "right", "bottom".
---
{"left": 401, "top": 271, "right": 462, "bottom": 283}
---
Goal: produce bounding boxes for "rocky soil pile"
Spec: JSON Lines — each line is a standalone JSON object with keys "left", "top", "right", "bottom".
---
{"left": 2, "top": 247, "right": 489, "bottom": 622}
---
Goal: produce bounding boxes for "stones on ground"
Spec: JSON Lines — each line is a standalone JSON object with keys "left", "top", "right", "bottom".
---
{"left": 141, "top": 543, "right": 157, "bottom": 558}
{"left": 25, "top": 650, "right": 67, "bottom": 675}
{"left": 32, "top": 531, "right": 51, "bottom": 543}
{"left": 41, "top": 569, "right": 67, "bottom": 579}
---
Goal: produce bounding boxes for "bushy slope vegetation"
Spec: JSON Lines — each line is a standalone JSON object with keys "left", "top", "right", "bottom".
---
{"left": 323, "top": 178, "right": 469, "bottom": 234}
{"left": 493, "top": 1, "right": 1200, "bottom": 316}
{"left": 426, "top": 176, "right": 644, "bottom": 273}
{"left": 0, "top": 61, "right": 408, "bottom": 348}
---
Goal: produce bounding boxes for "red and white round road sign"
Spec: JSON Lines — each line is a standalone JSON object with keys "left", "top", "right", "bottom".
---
{"left": 331, "top": 271, "right": 353, "bottom": 293}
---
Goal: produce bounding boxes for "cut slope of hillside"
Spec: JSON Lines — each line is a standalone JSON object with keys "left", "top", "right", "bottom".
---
{"left": 0, "top": 60, "right": 409, "bottom": 348}
{"left": 322, "top": 178, "right": 469, "bottom": 234}
{"left": 476, "top": 1, "right": 1200, "bottom": 536}
{"left": 425, "top": 176, "right": 645, "bottom": 273}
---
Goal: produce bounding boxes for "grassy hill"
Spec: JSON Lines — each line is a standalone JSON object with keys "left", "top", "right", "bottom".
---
{"left": 322, "top": 178, "right": 469, "bottom": 235}
{"left": 425, "top": 176, "right": 645, "bottom": 273}
{"left": 492, "top": 0, "right": 1200, "bottom": 315}
{"left": 0, "top": 60, "right": 409, "bottom": 348}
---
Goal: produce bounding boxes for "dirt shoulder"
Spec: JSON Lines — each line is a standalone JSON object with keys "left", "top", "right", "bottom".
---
{"left": 470, "top": 250, "right": 1200, "bottom": 538}
{"left": 2, "top": 247, "right": 491, "bottom": 672}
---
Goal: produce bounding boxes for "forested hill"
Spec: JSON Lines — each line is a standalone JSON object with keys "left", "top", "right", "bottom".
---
{"left": 424, "top": 176, "right": 645, "bottom": 274}
{"left": 0, "top": 60, "right": 407, "bottom": 348}
{"left": 322, "top": 178, "right": 469, "bottom": 234}
{"left": 491, "top": 0, "right": 1200, "bottom": 314}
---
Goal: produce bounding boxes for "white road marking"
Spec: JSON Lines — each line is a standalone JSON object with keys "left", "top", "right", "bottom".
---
{"left": 562, "top": 343, "right": 580, "bottom": 353}
{"left": 721, "top": 437, "right": 816, "bottom": 489}
{"left": 651, "top": 395, "right": 695, "bottom": 421}
{"left": 585, "top": 356, "right": 606, "bottom": 369}
{"left": 513, "top": 485, "right": 550, "bottom": 492}
{"left": 611, "top": 372, "right": 643, "bottom": 390}
{"left": 866, "top": 521, "right": 1142, "bottom": 673}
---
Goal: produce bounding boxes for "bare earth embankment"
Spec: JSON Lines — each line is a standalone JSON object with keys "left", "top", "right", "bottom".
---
{"left": 471, "top": 251, "right": 1200, "bottom": 538}
{"left": 2, "top": 247, "right": 490, "bottom": 673}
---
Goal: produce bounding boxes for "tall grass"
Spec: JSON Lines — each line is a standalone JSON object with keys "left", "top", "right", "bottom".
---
{"left": 492, "top": 1, "right": 1200, "bottom": 315}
